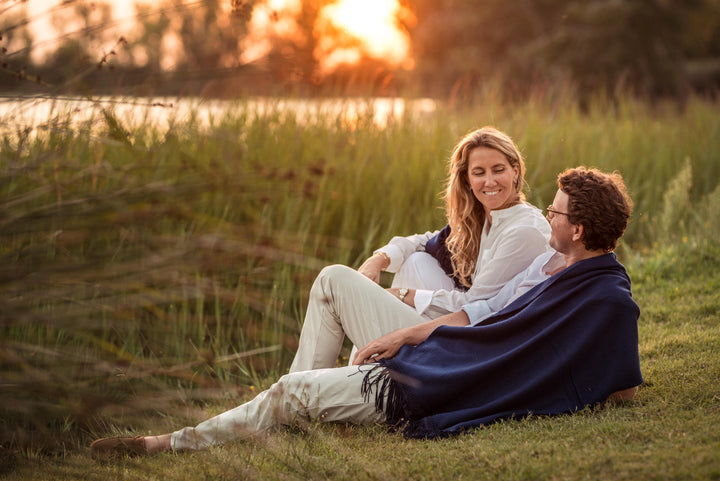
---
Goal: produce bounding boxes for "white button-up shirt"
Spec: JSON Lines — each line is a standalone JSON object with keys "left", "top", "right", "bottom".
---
{"left": 377, "top": 202, "right": 552, "bottom": 318}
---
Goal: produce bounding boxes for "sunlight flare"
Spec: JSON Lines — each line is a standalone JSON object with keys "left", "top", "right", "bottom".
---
{"left": 240, "top": 0, "right": 305, "bottom": 64}
{"left": 315, "top": 0, "right": 414, "bottom": 72}
{"left": 241, "top": 0, "right": 414, "bottom": 73}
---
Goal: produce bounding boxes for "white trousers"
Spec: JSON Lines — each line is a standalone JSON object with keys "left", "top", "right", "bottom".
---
{"left": 390, "top": 251, "right": 456, "bottom": 291}
{"left": 289, "top": 264, "right": 427, "bottom": 372}
{"left": 171, "top": 257, "right": 450, "bottom": 451}
{"left": 171, "top": 365, "right": 383, "bottom": 450}
{"left": 342, "top": 252, "right": 454, "bottom": 367}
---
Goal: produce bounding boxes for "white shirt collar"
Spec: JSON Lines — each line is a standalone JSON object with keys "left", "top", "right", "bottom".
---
{"left": 487, "top": 202, "right": 534, "bottom": 222}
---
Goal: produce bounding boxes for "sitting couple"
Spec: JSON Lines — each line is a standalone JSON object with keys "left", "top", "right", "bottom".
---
{"left": 91, "top": 128, "right": 642, "bottom": 457}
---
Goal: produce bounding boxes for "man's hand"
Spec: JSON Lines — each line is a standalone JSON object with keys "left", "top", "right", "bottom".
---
{"left": 357, "top": 253, "right": 389, "bottom": 284}
{"left": 353, "top": 329, "right": 409, "bottom": 365}
{"left": 353, "top": 311, "right": 471, "bottom": 365}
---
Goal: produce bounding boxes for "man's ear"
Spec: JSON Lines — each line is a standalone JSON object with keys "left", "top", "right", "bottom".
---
{"left": 572, "top": 224, "right": 584, "bottom": 242}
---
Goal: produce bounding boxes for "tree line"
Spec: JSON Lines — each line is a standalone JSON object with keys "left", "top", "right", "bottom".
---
{"left": 1, "top": 0, "right": 719, "bottom": 100}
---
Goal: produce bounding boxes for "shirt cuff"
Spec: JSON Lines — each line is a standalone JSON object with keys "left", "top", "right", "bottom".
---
{"left": 374, "top": 245, "right": 404, "bottom": 273}
{"left": 462, "top": 300, "right": 493, "bottom": 326}
{"left": 413, "top": 289, "right": 433, "bottom": 315}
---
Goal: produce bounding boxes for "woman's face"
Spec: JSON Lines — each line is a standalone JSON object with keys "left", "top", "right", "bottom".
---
{"left": 466, "top": 146, "right": 519, "bottom": 212}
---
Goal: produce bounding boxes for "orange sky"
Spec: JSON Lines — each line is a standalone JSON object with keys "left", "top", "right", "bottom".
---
{"left": 16, "top": 0, "right": 414, "bottom": 72}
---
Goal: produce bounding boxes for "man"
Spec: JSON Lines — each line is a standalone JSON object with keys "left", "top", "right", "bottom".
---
{"left": 91, "top": 167, "right": 642, "bottom": 456}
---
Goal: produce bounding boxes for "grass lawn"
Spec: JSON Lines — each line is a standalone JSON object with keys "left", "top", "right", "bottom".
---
{"left": 3, "top": 246, "right": 719, "bottom": 480}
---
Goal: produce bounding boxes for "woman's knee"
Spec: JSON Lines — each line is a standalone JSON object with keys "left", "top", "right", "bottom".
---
{"left": 393, "top": 252, "right": 453, "bottom": 290}
{"left": 404, "top": 252, "right": 438, "bottom": 270}
{"left": 318, "top": 264, "right": 354, "bottom": 282}
{"left": 314, "top": 264, "right": 363, "bottom": 294}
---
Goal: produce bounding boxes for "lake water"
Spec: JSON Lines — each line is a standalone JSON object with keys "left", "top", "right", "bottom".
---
{"left": 0, "top": 95, "right": 438, "bottom": 136}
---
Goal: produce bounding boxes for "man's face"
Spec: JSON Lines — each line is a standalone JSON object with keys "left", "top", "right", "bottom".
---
{"left": 547, "top": 189, "right": 575, "bottom": 253}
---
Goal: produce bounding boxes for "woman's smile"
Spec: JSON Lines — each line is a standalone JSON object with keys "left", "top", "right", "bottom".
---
{"left": 467, "top": 146, "right": 518, "bottom": 211}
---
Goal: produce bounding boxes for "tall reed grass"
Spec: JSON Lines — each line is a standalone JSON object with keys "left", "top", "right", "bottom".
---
{"left": 1, "top": 92, "right": 719, "bottom": 452}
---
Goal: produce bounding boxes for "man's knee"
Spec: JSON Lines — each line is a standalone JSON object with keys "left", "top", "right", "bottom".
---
{"left": 273, "top": 372, "right": 322, "bottom": 413}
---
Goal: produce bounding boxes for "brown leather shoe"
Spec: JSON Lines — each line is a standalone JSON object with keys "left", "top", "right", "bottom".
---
{"left": 90, "top": 436, "right": 147, "bottom": 459}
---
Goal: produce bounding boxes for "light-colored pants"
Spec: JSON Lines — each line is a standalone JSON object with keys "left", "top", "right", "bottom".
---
{"left": 171, "top": 365, "right": 383, "bottom": 450}
{"left": 390, "top": 251, "right": 456, "bottom": 291}
{"left": 172, "top": 256, "right": 450, "bottom": 450}
{"left": 289, "top": 263, "right": 434, "bottom": 373}
{"left": 298, "top": 253, "right": 453, "bottom": 369}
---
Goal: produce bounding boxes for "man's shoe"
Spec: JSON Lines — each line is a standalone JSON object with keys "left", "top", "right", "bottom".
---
{"left": 90, "top": 436, "right": 147, "bottom": 459}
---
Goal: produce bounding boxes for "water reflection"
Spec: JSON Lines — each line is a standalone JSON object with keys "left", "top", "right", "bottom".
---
{"left": 0, "top": 95, "right": 438, "bottom": 135}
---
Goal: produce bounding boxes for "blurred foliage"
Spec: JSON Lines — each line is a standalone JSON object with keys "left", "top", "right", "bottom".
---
{"left": 407, "top": 0, "right": 720, "bottom": 102}
{"left": 0, "top": 99, "right": 452, "bottom": 453}
{"left": 0, "top": 0, "right": 719, "bottom": 98}
{"left": 0, "top": 108, "right": 333, "bottom": 452}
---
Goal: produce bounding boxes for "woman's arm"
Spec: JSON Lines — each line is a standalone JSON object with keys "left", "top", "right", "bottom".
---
{"left": 358, "top": 230, "right": 440, "bottom": 282}
{"left": 357, "top": 252, "right": 390, "bottom": 283}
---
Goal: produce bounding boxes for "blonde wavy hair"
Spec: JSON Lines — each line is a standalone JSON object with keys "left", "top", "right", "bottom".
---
{"left": 444, "top": 127, "right": 527, "bottom": 287}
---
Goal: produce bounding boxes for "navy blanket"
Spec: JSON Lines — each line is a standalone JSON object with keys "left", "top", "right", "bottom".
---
{"left": 424, "top": 224, "right": 468, "bottom": 290}
{"left": 362, "top": 253, "right": 643, "bottom": 438}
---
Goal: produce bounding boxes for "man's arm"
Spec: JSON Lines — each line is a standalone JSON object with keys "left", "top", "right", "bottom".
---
{"left": 353, "top": 310, "right": 470, "bottom": 365}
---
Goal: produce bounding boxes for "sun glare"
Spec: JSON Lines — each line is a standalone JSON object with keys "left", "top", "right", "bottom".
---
{"left": 242, "top": 0, "right": 413, "bottom": 73}
{"left": 20, "top": 0, "right": 414, "bottom": 75}
{"left": 240, "top": 0, "right": 305, "bottom": 65}
{"left": 316, "top": 0, "right": 414, "bottom": 72}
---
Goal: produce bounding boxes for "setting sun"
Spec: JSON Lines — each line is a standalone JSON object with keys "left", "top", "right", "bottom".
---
{"left": 315, "top": 0, "right": 414, "bottom": 72}
{"left": 241, "top": 0, "right": 414, "bottom": 73}
{"left": 18, "top": 0, "right": 414, "bottom": 76}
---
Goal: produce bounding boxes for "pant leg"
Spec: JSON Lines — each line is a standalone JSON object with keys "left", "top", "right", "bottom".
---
{"left": 390, "top": 251, "right": 456, "bottom": 291}
{"left": 289, "top": 265, "right": 425, "bottom": 373}
{"left": 345, "top": 253, "right": 456, "bottom": 365}
{"left": 171, "top": 365, "right": 383, "bottom": 451}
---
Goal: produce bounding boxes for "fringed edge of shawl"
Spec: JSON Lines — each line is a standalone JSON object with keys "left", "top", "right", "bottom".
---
{"left": 360, "top": 363, "right": 410, "bottom": 430}
{"left": 360, "top": 363, "right": 481, "bottom": 439}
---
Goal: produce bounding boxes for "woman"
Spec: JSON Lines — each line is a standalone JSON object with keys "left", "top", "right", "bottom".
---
{"left": 357, "top": 126, "right": 550, "bottom": 318}
{"left": 290, "top": 126, "right": 551, "bottom": 372}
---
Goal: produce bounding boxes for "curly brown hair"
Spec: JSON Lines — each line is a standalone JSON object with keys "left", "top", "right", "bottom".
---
{"left": 558, "top": 167, "right": 633, "bottom": 252}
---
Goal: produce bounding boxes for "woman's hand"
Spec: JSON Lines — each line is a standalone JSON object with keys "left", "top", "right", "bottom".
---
{"left": 358, "top": 253, "right": 390, "bottom": 283}
{"left": 353, "top": 329, "right": 409, "bottom": 365}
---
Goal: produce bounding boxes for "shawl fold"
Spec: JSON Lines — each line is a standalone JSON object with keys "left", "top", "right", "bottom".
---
{"left": 362, "top": 253, "right": 642, "bottom": 438}
{"left": 424, "top": 224, "right": 468, "bottom": 290}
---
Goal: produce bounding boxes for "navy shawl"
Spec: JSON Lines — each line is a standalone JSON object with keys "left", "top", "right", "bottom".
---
{"left": 424, "top": 224, "right": 468, "bottom": 290}
{"left": 362, "top": 253, "right": 643, "bottom": 438}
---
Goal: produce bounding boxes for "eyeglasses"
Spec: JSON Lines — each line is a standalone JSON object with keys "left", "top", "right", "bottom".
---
{"left": 546, "top": 205, "right": 570, "bottom": 219}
